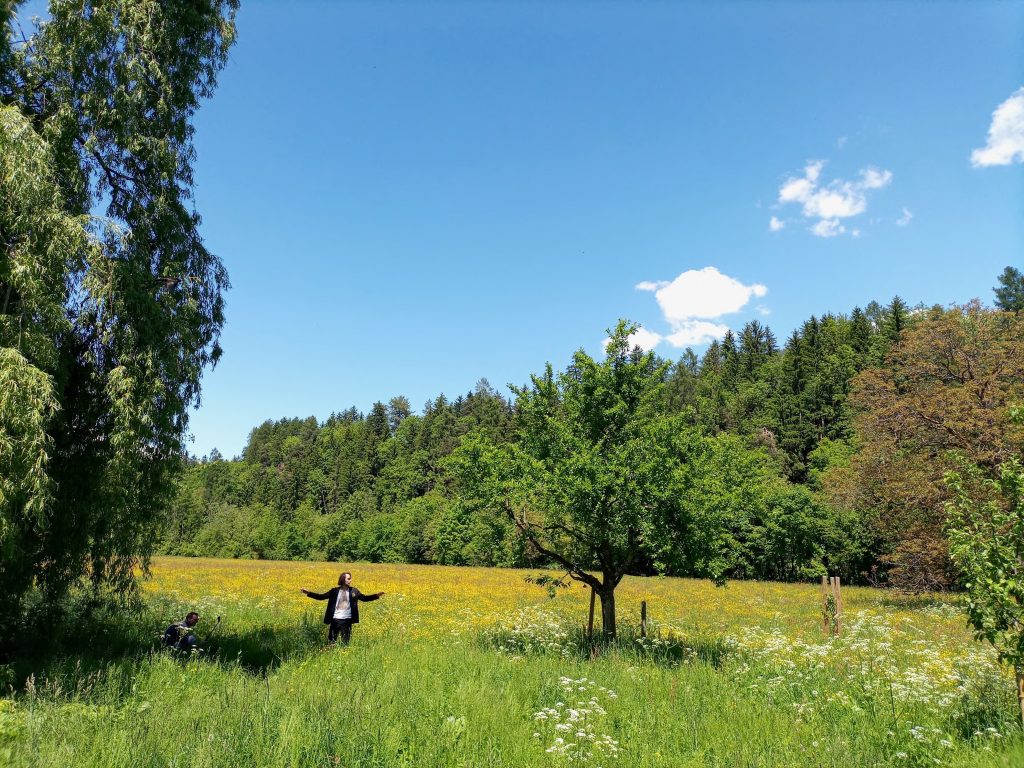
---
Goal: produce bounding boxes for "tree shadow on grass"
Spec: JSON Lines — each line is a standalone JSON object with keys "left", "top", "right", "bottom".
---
{"left": 481, "top": 620, "right": 734, "bottom": 670}
{"left": 199, "top": 613, "right": 325, "bottom": 674}
{"left": 573, "top": 627, "right": 734, "bottom": 669}
{"left": 871, "top": 592, "right": 960, "bottom": 612}
{"left": 4, "top": 601, "right": 327, "bottom": 694}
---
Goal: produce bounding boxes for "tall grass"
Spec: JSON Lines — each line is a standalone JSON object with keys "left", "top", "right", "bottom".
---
{"left": 2, "top": 558, "right": 1022, "bottom": 767}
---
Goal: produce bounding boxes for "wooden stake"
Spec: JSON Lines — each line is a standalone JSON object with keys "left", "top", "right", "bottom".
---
{"left": 641, "top": 601, "right": 647, "bottom": 638}
{"left": 1016, "top": 667, "right": 1024, "bottom": 728}
{"left": 821, "top": 575, "right": 829, "bottom": 635}
{"left": 835, "top": 577, "right": 843, "bottom": 636}
{"left": 588, "top": 587, "right": 596, "bottom": 640}
{"left": 830, "top": 576, "right": 843, "bottom": 636}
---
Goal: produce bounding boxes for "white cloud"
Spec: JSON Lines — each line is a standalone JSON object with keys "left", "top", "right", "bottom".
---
{"left": 626, "top": 326, "right": 663, "bottom": 352}
{"left": 896, "top": 207, "right": 913, "bottom": 226}
{"left": 769, "top": 216, "right": 785, "bottom": 232}
{"left": 632, "top": 267, "right": 768, "bottom": 349}
{"left": 804, "top": 187, "right": 865, "bottom": 218}
{"left": 777, "top": 160, "right": 892, "bottom": 237}
{"left": 860, "top": 168, "right": 893, "bottom": 189}
{"left": 779, "top": 160, "right": 824, "bottom": 204}
{"left": 651, "top": 267, "right": 767, "bottom": 324}
{"left": 666, "top": 321, "right": 731, "bottom": 348}
{"left": 971, "top": 87, "right": 1024, "bottom": 167}
{"left": 812, "top": 219, "right": 844, "bottom": 238}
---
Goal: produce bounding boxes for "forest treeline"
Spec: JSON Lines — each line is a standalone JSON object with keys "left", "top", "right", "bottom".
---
{"left": 162, "top": 277, "right": 1024, "bottom": 590}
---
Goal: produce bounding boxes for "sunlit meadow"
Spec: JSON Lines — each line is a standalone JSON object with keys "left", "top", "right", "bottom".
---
{"left": 2, "top": 557, "right": 1023, "bottom": 767}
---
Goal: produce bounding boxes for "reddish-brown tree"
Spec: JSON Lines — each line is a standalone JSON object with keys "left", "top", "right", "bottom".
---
{"left": 827, "top": 302, "right": 1024, "bottom": 590}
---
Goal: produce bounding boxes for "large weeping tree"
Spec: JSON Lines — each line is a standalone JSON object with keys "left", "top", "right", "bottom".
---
{"left": 450, "top": 321, "right": 732, "bottom": 638}
{"left": 0, "top": 0, "right": 237, "bottom": 641}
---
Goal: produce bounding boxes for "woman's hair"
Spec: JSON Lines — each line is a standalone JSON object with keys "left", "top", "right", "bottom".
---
{"left": 337, "top": 572, "right": 352, "bottom": 586}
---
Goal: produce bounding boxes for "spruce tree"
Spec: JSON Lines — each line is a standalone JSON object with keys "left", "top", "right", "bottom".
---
{"left": 994, "top": 266, "right": 1024, "bottom": 313}
{"left": 883, "top": 295, "right": 910, "bottom": 342}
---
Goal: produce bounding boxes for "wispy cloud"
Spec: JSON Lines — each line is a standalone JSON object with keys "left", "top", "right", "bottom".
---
{"left": 811, "top": 218, "right": 844, "bottom": 238}
{"left": 769, "top": 216, "right": 785, "bottom": 232}
{"left": 634, "top": 267, "right": 768, "bottom": 349}
{"left": 896, "top": 207, "right": 913, "bottom": 227}
{"left": 777, "top": 160, "right": 892, "bottom": 238}
{"left": 971, "top": 87, "right": 1024, "bottom": 167}
{"left": 634, "top": 280, "right": 669, "bottom": 292}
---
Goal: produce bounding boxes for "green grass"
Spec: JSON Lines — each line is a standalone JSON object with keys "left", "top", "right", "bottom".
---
{"left": 2, "top": 561, "right": 1024, "bottom": 767}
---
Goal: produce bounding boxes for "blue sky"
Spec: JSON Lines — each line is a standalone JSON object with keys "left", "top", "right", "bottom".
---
{"left": 119, "top": 2, "right": 1024, "bottom": 458}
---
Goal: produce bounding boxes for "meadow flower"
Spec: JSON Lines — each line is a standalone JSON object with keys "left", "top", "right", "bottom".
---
{"left": 532, "top": 676, "right": 621, "bottom": 764}
{"left": 132, "top": 559, "right": 1009, "bottom": 766}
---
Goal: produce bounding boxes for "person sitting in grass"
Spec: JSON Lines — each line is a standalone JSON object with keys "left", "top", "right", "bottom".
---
{"left": 162, "top": 611, "right": 200, "bottom": 653}
{"left": 300, "top": 572, "right": 384, "bottom": 645}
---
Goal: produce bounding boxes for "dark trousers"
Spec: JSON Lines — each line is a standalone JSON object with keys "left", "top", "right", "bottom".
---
{"left": 328, "top": 618, "right": 353, "bottom": 644}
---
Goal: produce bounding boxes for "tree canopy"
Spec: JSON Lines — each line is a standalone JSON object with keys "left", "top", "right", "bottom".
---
{"left": 994, "top": 266, "right": 1024, "bottom": 314}
{"left": 827, "top": 303, "right": 1024, "bottom": 590}
{"left": 946, "top": 444, "right": 1024, "bottom": 723}
{"left": 154, "top": 293, "right": 1020, "bottom": 602}
{"left": 0, "top": 0, "right": 237, "bottom": 643}
{"left": 449, "top": 321, "right": 736, "bottom": 637}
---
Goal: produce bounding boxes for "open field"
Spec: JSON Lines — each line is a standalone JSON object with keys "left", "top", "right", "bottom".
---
{"left": 2, "top": 557, "right": 1023, "bottom": 767}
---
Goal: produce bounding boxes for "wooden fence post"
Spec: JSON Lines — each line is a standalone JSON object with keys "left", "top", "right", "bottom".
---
{"left": 821, "top": 575, "right": 829, "bottom": 635}
{"left": 822, "top": 576, "right": 843, "bottom": 637}
{"left": 588, "top": 587, "right": 596, "bottom": 640}
{"left": 641, "top": 601, "right": 647, "bottom": 638}
{"left": 831, "top": 576, "right": 843, "bottom": 636}
{"left": 1016, "top": 667, "right": 1024, "bottom": 728}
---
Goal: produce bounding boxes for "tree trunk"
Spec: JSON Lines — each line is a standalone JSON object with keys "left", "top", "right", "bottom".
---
{"left": 599, "top": 586, "right": 616, "bottom": 638}
{"left": 1017, "top": 667, "right": 1024, "bottom": 728}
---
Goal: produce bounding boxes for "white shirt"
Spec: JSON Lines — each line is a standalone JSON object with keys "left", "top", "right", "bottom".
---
{"left": 333, "top": 588, "right": 352, "bottom": 620}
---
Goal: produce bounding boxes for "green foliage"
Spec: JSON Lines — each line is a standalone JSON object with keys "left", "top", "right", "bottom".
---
{"left": 5, "top": 567, "right": 1024, "bottom": 768}
{"left": 157, "top": 276, "right": 1018, "bottom": 596}
{"left": 523, "top": 573, "right": 571, "bottom": 599}
{"left": 806, "top": 437, "right": 856, "bottom": 490}
{"left": 0, "top": 0, "right": 237, "bottom": 642}
{"left": 946, "top": 457, "right": 1024, "bottom": 670}
{"left": 449, "top": 320, "right": 742, "bottom": 636}
{"left": 160, "top": 383, "right": 519, "bottom": 567}
{"left": 994, "top": 266, "right": 1024, "bottom": 314}
{"left": 159, "top": 319, "right": 870, "bottom": 593}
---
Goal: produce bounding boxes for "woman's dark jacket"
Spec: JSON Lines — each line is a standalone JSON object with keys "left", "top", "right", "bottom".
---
{"left": 305, "top": 586, "right": 380, "bottom": 624}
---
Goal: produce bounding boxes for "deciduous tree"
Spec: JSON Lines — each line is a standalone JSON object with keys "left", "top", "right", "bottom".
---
{"left": 834, "top": 303, "right": 1024, "bottom": 589}
{"left": 0, "top": 0, "right": 237, "bottom": 639}
{"left": 946, "top": 444, "right": 1024, "bottom": 724}
{"left": 449, "top": 321, "right": 732, "bottom": 638}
